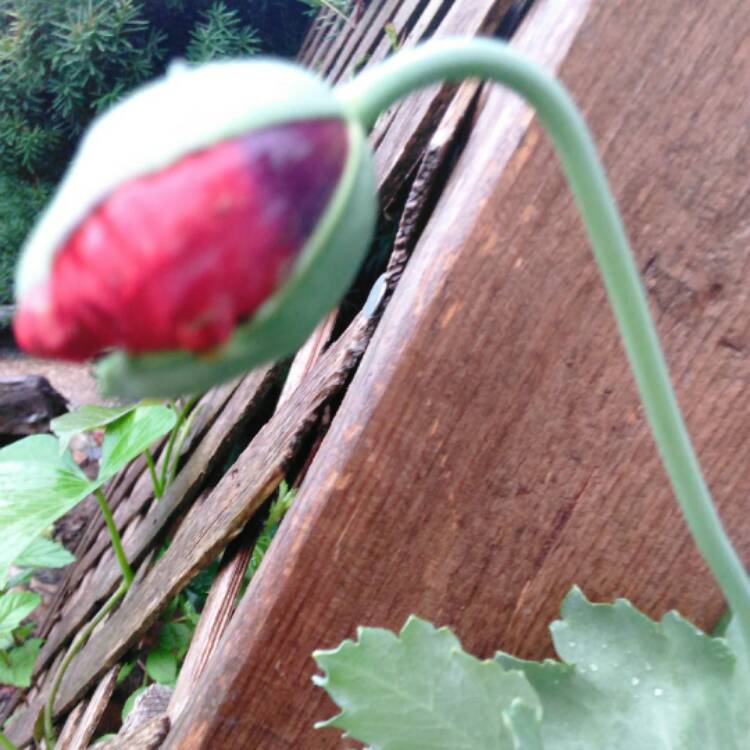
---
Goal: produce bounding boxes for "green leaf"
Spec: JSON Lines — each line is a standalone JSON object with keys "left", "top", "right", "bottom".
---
{"left": 122, "top": 686, "right": 147, "bottom": 721}
{"left": 0, "top": 591, "right": 40, "bottom": 650}
{"left": 145, "top": 647, "right": 177, "bottom": 685}
{"left": 51, "top": 403, "right": 136, "bottom": 453}
{"left": 98, "top": 405, "right": 176, "bottom": 483}
{"left": 116, "top": 659, "right": 136, "bottom": 685}
{"left": 313, "top": 615, "right": 541, "bottom": 749}
{"left": 0, "top": 435, "right": 91, "bottom": 585}
{"left": 13, "top": 536, "right": 75, "bottom": 569}
{"left": 0, "top": 638, "right": 43, "bottom": 687}
{"left": 496, "top": 587, "right": 750, "bottom": 749}
{"left": 158, "top": 622, "right": 193, "bottom": 660}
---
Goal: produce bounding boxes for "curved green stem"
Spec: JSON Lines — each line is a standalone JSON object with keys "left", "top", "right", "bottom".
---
{"left": 160, "top": 395, "right": 199, "bottom": 490}
{"left": 339, "top": 37, "right": 750, "bottom": 645}
{"left": 43, "top": 581, "right": 129, "bottom": 748}
{"left": 94, "top": 489, "right": 134, "bottom": 586}
{"left": 145, "top": 449, "right": 162, "bottom": 498}
{"left": 0, "top": 731, "right": 19, "bottom": 750}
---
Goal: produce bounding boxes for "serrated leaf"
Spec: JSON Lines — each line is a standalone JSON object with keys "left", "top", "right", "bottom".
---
{"left": 51, "top": 403, "right": 136, "bottom": 453}
{"left": 314, "top": 615, "right": 541, "bottom": 749}
{"left": 98, "top": 404, "right": 176, "bottom": 482}
{"left": 0, "top": 638, "right": 42, "bottom": 687}
{"left": 0, "top": 591, "right": 40, "bottom": 650}
{"left": 145, "top": 647, "right": 177, "bottom": 684}
{"left": 13, "top": 536, "right": 75, "bottom": 569}
{"left": 496, "top": 587, "right": 750, "bottom": 749}
{"left": 0, "top": 435, "right": 91, "bottom": 585}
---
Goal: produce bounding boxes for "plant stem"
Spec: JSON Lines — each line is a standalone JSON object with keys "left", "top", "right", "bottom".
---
{"left": 94, "top": 489, "right": 133, "bottom": 586}
{"left": 145, "top": 449, "right": 162, "bottom": 498}
{"left": 339, "top": 37, "right": 750, "bottom": 645}
{"left": 0, "top": 731, "right": 19, "bottom": 750}
{"left": 159, "top": 395, "right": 198, "bottom": 490}
{"left": 43, "top": 581, "right": 128, "bottom": 748}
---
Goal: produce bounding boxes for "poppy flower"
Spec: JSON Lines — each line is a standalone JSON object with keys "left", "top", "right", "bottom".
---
{"left": 14, "top": 59, "right": 376, "bottom": 397}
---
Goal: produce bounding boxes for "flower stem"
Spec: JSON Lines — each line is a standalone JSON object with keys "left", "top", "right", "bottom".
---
{"left": 0, "top": 731, "right": 19, "bottom": 750}
{"left": 43, "top": 581, "right": 129, "bottom": 748}
{"left": 160, "top": 395, "right": 198, "bottom": 490}
{"left": 94, "top": 489, "right": 133, "bottom": 586}
{"left": 339, "top": 37, "right": 750, "bottom": 644}
{"left": 145, "top": 449, "right": 162, "bottom": 498}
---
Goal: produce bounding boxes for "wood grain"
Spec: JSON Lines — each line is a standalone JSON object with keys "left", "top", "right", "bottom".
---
{"left": 0, "top": 312, "right": 375, "bottom": 750}
{"left": 163, "top": 0, "right": 750, "bottom": 747}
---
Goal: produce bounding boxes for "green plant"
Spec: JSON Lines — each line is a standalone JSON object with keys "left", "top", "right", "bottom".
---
{"left": 0, "top": 171, "right": 52, "bottom": 303}
{"left": 185, "top": 2, "right": 261, "bottom": 62}
{"left": 0, "top": 537, "right": 73, "bottom": 689}
{"left": 0, "top": 402, "right": 177, "bottom": 748}
{"left": 9, "top": 35, "right": 750, "bottom": 748}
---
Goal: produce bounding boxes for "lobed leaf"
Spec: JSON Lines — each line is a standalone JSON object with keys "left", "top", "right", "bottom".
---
{"left": 496, "top": 587, "right": 750, "bottom": 749}
{"left": 313, "top": 615, "right": 541, "bottom": 749}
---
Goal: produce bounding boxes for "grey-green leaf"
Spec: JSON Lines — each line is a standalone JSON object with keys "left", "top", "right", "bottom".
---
{"left": 13, "top": 536, "right": 75, "bottom": 570}
{"left": 51, "top": 403, "right": 136, "bottom": 454}
{"left": 496, "top": 587, "right": 750, "bottom": 749}
{"left": 0, "top": 638, "right": 43, "bottom": 687}
{"left": 0, "top": 591, "right": 41, "bottom": 649}
{"left": 314, "top": 615, "right": 541, "bottom": 750}
{"left": 98, "top": 404, "right": 176, "bottom": 482}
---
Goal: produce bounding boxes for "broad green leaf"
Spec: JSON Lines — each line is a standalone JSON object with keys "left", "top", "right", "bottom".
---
{"left": 159, "top": 622, "right": 193, "bottom": 660}
{"left": 14, "top": 536, "right": 75, "bottom": 570}
{"left": 0, "top": 435, "right": 91, "bottom": 585}
{"left": 0, "top": 591, "right": 41, "bottom": 649}
{"left": 51, "top": 403, "right": 136, "bottom": 454}
{"left": 122, "top": 686, "right": 147, "bottom": 721}
{"left": 314, "top": 615, "right": 541, "bottom": 749}
{"left": 145, "top": 647, "right": 177, "bottom": 685}
{"left": 497, "top": 587, "right": 750, "bottom": 749}
{"left": 0, "top": 638, "right": 43, "bottom": 687}
{"left": 98, "top": 405, "right": 176, "bottom": 483}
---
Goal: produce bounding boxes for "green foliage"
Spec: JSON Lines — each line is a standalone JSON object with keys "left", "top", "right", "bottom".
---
{"left": 0, "top": 170, "right": 52, "bottom": 303}
{"left": 186, "top": 2, "right": 261, "bottom": 63}
{"left": 0, "top": 0, "right": 164, "bottom": 180}
{"left": 0, "top": 404, "right": 176, "bottom": 584}
{"left": 315, "top": 590, "right": 750, "bottom": 749}
{"left": 0, "top": 0, "right": 312, "bottom": 306}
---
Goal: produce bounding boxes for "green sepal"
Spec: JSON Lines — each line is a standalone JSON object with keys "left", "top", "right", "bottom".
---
{"left": 16, "top": 57, "right": 345, "bottom": 298}
{"left": 98, "top": 119, "right": 377, "bottom": 398}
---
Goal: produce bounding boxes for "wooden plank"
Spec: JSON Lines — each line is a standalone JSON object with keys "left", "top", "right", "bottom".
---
{"left": 91, "top": 716, "right": 169, "bottom": 750}
{"left": 326, "top": 0, "right": 401, "bottom": 81}
{"left": 0, "top": 313, "right": 377, "bottom": 749}
{"left": 162, "top": 0, "right": 750, "bottom": 746}
{"left": 169, "top": 310, "right": 340, "bottom": 723}
{"left": 59, "top": 667, "right": 118, "bottom": 750}
{"left": 33, "top": 370, "right": 274, "bottom": 676}
{"left": 371, "top": 0, "right": 513, "bottom": 195}
{"left": 62, "top": 380, "right": 240, "bottom": 598}
{"left": 308, "top": 8, "right": 351, "bottom": 71}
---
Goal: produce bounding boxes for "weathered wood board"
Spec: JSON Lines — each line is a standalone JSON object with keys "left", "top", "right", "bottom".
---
{"left": 162, "top": 0, "right": 750, "bottom": 747}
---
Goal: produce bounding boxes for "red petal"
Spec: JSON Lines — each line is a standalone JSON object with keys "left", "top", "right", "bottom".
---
{"left": 15, "top": 119, "right": 348, "bottom": 360}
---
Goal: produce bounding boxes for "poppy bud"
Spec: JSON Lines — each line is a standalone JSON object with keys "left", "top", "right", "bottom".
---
{"left": 14, "top": 59, "right": 376, "bottom": 397}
